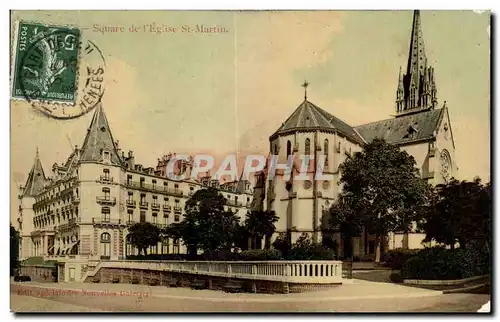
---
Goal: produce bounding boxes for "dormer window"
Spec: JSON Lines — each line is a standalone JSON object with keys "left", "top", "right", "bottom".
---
{"left": 405, "top": 125, "right": 418, "bottom": 139}
{"left": 102, "top": 150, "right": 111, "bottom": 162}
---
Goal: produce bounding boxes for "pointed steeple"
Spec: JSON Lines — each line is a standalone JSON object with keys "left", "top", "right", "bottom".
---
{"left": 23, "top": 147, "right": 47, "bottom": 197}
{"left": 79, "top": 103, "right": 122, "bottom": 165}
{"left": 395, "top": 10, "right": 438, "bottom": 116}
{"left": 406, "top": 10, "right": 427, "bottom": 85}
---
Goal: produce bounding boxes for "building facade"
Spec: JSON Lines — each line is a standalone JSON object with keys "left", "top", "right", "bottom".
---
{"left": 259, "top": 10, "right": 457, "bottom": 259}
{"left": 16, "top": 105, "right": 253, "bottom": 261}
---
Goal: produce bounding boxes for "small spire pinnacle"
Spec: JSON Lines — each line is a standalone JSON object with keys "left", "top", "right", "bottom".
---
{"left": 35, "top": 146, "right": 39, "bottom": 158}
{"left": 302, "top": 80, "right": 309, "bottom": 100}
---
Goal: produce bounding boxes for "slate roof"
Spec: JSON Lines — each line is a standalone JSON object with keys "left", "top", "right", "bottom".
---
{"left": 23, "top": 149, "right": 47, "bottom": 197}
{"left": 79, "top": 103, "right": 122, "bottom": 165}
{"left": 355, "top": 107, "right": 445, "bottom": 145}
{"left": 271, "top": 99, "right": 366, "bottom": 144}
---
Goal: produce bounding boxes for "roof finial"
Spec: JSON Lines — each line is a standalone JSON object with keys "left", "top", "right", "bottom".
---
{"left": 302, "top": 80, "right": 309, "bottom": 100}
{"left": 36, "top": 146, "right": 39, "bottom": 158}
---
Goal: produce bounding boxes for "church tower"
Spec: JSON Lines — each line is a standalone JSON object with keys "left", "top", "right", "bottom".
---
{"left": 395, "top": 10, "right": 438, "bottom": 116}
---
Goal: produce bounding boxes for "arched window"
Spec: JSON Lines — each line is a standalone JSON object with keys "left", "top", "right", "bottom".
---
{"left": 324, "top": 139, "right": 329, "bottom": 167}
{"left": 305, "top": 138, "right": 311, "bottom": 156}
{"left": 286, "top": 140, "right": 291, "bottom": 157}
{"left": 100, "top": 232, "right": 111, "bottom": 259}
{"left": 273, "top": 144, "right": 278, "bottom": 156}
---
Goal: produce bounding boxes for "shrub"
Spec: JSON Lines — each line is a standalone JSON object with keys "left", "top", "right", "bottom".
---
{"left": 382, "top": 248, "right": 420, "bottom": 269}
{"left": 239, "top": 249, "right": 283, "bottom": 261}
{"left": 287, "top": 238, "right": 336, "bottom": 260}
{"left": 401, "top": 246, "right": 491, "bottom": 280}
{"left": 389, "top": 271, "right": 404, "bottom": 283}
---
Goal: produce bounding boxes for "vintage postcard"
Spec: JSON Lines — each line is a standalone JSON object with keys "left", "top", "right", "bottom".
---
{"left": 9, "top": 10, "right": 491, "bottom": 313}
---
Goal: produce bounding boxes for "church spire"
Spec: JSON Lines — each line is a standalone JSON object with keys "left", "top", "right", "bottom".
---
{"left": 395, "top": 10, "right": 438, "bottom": 116}
{"left": 406, "top": 10, "right": 427, "bottom": 84}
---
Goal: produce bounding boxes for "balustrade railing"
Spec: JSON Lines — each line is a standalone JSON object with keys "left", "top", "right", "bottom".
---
{"left": 125, "top": 181, "right": 184, "bottom": 197}
{"left": 84, "top": 260, "right": 343, "bottom": 284}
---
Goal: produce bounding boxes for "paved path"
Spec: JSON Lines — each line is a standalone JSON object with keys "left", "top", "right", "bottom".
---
{"left": 10, "top": 280, "right": 490, "bottom": 312}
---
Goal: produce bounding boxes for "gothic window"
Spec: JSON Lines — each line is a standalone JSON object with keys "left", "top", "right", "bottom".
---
{"left": 153, "top": 195, "right": 158, "bottom": 205}
{"left": 103, "top": 168, "right": 110, "bottom": 179}
{"left": 152, "top": 213, "right": 158, "bottom": 224}
{"left": 164, "top": 197, "right": 169, "bottom": 205}
{"left": 305, "top": 138, "right": 311, "bottom": 156}
{"left": 140, "top": 211, "right": 146, "bottom": 223}
{"left": 140, "top": 177, "right": 145, "bottom": 187}
{"left": 127, "top": 191, "right": 133, "bottom": 201}
{"left": 127, "top": 174, "right": 132, "bottom": 185}
{"left": 324, "top": 139, "right": 329, "bottom": 167}
{"left": 286, "top": 140, "right": 291, "bottom": 157}
{"left": 152, "top": 179, "right": 157, "bottom": 189}
{"left": 127, "top": 209, "right": 133, "bottom": 222}
{"left": 100, "top": 233, "right": 111, "bottom": 258}
{"left": 101, "top": 207, "right": 110, "bottom": 222}
{"left": 103, "top": 151, "right": 110, "bottom": 161}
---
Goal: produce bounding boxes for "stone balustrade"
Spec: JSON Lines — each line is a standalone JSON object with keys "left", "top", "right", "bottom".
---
{"left": 83, "top": 260, "right": 343, "bottom": 285}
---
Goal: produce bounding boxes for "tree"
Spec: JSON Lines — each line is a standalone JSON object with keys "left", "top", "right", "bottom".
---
{"left": 421, "top": 177, "right": 491, "bottom": 249}
{"left": 127, "top": 222, "right": 162, "bottom": 256}
{"left": 10, "top": 224, "right": 20, "bottom": 276}
{"left": 174, "top": 187, "right": 241, "bottom": 256}
{"left": 272, "top": 232, "right": 291, "bottom": 257}
{"left": 326, "top": 194, "right": 363, "bottom": 259}
{"left": 244, "top": 210, "right": 279, "bottom": 249}
{"left": 336, "top": 138, "right": 430, "bottom": 262}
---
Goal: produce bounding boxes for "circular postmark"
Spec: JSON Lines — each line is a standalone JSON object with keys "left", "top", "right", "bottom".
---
{"left": 17, "top": 25, "right": 106, "bottom": 119}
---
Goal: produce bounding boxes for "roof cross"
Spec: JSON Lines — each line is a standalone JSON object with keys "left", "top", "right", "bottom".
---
{"left": 302, "top": 80, "right": 309, "bottom": 100}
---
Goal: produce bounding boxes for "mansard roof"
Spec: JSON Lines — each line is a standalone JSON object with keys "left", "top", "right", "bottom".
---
{"left": 355, "top": 107, "right": 445, "bottom": 145}
{"left": 271, "top": 99, "right": 366, "bottom": 144}
{"left": 79, "top": 103, "right": 122, "bottom": 165}
{"left": 23, "top": 149, "right": 47, "bottom": 197}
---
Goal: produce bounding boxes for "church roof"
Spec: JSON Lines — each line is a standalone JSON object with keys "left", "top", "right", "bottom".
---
{"left": 23, "top": 148, "right": 47, "bottom": 197}
{"left": 355, "top": 107, "right": 445, "bottom": 145}
{"left": 79, "top": 103, "right": 122, "bottom": 165}
{"left": 271, "top": 99, "right": 365, "bottom": 144}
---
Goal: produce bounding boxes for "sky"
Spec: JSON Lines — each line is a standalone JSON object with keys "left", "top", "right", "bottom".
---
{"left": 10, "top": 10, "right": 490, "bottom": 222}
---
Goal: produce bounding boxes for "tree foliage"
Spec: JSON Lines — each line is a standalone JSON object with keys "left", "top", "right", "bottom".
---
{"left": 10, "top": 224, "right": 20, "bottom": 276}
{"left": 171, "top": 187, "right": 241, "bottom": 255}
{"left": 127, "top": 222, "right": 162, "bottom": 255}
{"left": 244, "top": 210, "right": 279, "bottom": 249}
{"left": 327, "top": 138, "right": 430, "bottom": 261}
{"left": 420, "top": 177, "right": 491, "bottom": 249}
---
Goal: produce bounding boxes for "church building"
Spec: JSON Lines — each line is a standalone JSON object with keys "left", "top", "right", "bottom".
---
{"left": 258, "top": 10, "right": 458, "bottom": 259}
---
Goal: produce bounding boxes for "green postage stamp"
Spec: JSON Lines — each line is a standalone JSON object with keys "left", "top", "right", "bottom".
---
{"left": 11, "top": 21, "right": 81, "bottom": 103}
